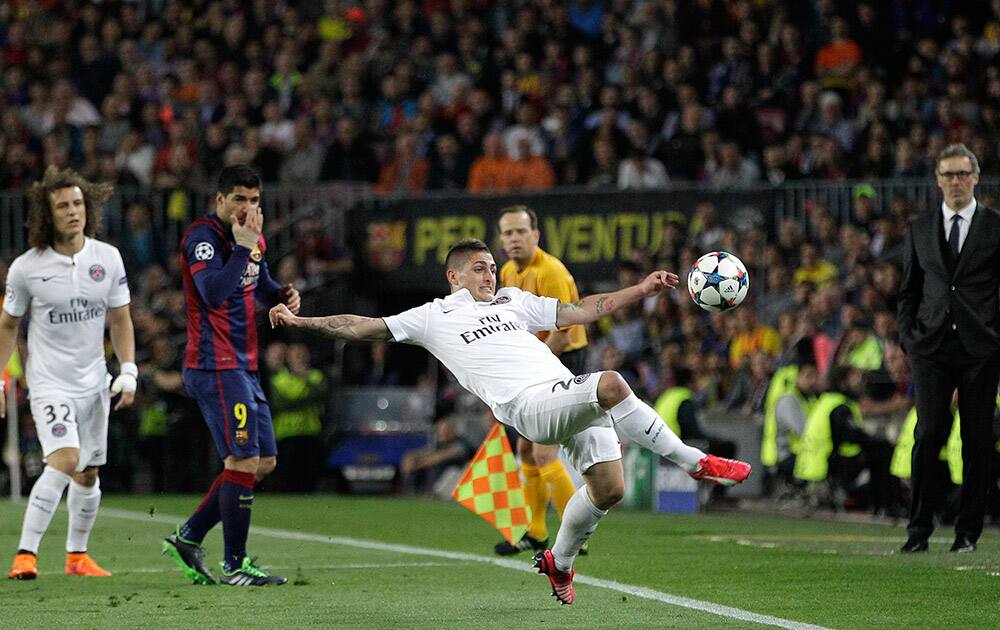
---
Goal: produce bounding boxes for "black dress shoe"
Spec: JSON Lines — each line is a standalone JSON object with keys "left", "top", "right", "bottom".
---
{"left": 949, "top": 536, "right": 976, "bottom": 553}
{"left": 899, "top": 538, "right": 929, "bottom": 553}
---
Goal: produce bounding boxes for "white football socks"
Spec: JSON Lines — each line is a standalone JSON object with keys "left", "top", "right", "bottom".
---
{"left": 552, "top": 485, "right": 607, "bottom": 573}
{"left": 18, "top": 467, "right": 72, "bottom": 553}
{"left": 66, "top": 479, "right": 101, "bottom": 553}
{"left": 608, "top": 393, "right": 705, "bottom": 470}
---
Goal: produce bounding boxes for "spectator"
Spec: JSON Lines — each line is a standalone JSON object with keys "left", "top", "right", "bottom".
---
{"left": 321, "top": 117, "right": 379, "bottom": 183}
{"left": 709, "top": 140, "right": 760, "bottom": 189}
{"left": 375, "top": 132, "right": 430, "bottom": 194}
{"left": 503, "top": 136, "right": 556, "bottom": 191}
{"left": 121, "top": 201, "right": 167, "bottom": 273}
{"left": 279, "top": 118, "right": 324, "bottom": 185}
{"left": 427, "top": 134, "right": 469, "bottom": 191}
{"left": 729, "top": 306, "right": 782, "bottom": 369}
{"left": 617, "top": 147, "right": 669, "bottom": 189}
{"left": 794, "top": 242, "right": 839, "bottom": 288}
{"left": 814, "top": 17, "right": 862, "bottom": 92}
{"left": 466, "top": 131, "right": 511, "bottom": 193}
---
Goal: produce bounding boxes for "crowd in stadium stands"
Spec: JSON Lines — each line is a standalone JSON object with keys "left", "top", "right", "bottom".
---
{"left": 0, "top": 1, "right": 997, "bottom": 192}
{"left": 2, "top": 1, "right": 1000, "bottom": 508}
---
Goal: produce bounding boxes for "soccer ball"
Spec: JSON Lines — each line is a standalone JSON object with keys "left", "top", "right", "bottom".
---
{"left": 687, "top": 251, "right": 749, "bottom": 312}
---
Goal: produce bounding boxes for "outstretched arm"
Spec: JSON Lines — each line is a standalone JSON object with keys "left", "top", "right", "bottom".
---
{"left": 555, "top": 270, "right": 679, "bottom": 327}
{"left": 269, "top": 304, "right": 392, "bottom": 341}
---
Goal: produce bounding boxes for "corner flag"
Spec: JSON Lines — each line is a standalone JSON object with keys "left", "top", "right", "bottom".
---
{"left": 452, "top": 423, "right": 531, "bottom": 543}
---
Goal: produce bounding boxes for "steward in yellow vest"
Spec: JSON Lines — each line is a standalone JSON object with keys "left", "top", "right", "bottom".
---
{"left": 891, "top": 407, "right": 963, "bottom": 485}
{"left": 268, "top": 343, "right": 328, "bottom": 492}
{"left": 794, "top": 365, "right": 895, "bottom": 512}
{"left": 761, "top": 363, "right": 818, "bottom": 468}
{"left": 892, "top": 397, "right": 1000, "bottom": 487}
{"left": 793, "top": 390, "right": 863, "bottom": 482}
{"left": 653, "top": 368, "right": 738, "bottom": 497}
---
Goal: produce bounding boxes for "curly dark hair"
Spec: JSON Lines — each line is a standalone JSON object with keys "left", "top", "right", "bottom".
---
{"left": 27, "top": 165, "right": 113, "bottom": 250}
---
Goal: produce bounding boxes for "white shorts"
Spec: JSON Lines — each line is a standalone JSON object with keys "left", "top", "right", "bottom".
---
{"left": 494, "top": 373, "right": 621, "bottom": 474}
{"left": 30, "top": 390, "right": 110, "bottom": 471}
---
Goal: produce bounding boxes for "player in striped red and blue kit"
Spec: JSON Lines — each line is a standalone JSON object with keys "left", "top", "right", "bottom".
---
{"left": 162, "top": 165, "right": 300, "bottom": 586}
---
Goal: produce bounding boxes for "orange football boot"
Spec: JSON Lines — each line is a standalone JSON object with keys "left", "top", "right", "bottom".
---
{"left": 8, "top": 553, "right": 39, "bottom": 580}
{"left": 65, "top": 552, "right": 111, "bottom": 576}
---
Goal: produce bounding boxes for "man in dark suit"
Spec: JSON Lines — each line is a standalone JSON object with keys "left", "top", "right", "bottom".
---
{"left": 897, "top": 144, "right": 1000, "bottom": 554}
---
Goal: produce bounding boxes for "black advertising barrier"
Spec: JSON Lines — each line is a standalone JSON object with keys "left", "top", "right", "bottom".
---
{"left": 350, "top": 188, "right": 774, "bottom": 296}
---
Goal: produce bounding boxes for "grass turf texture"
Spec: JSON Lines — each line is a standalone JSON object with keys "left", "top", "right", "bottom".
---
{"left": 1, "top": 495, "right": 997, "bottom": 629}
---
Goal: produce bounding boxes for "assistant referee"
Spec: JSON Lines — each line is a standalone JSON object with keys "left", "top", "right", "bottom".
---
{"left": 493, "top": 204, "right": 589, "bottom": 556}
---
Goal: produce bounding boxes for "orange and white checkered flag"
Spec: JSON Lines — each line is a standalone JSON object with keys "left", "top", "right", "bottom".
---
{"left": 452, "top": 423, "right": 531, "bottom": 544}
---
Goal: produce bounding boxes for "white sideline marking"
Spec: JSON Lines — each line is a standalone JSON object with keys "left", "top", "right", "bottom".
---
{"left": 102, "top": 507, "right": 829, "bottom": 630}
{"left": 118, "top": 561, "right": 456, "bottom": 575}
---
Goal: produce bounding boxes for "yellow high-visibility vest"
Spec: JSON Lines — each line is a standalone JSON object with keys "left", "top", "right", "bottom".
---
{"left": 794, "top": 392, "right": 862, "bottom": 482}
{"left": 653, "top": 387, "right": 692, "bottom": 438}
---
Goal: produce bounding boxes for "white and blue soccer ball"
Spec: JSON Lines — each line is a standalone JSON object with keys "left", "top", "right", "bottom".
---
{"left": 687, "top": 251, "right": 749, "bottom": 313}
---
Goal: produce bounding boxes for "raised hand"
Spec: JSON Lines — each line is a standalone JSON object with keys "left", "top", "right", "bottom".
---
{"left": 232, "top": 206, "right": 263, "bottom": 250}
{"left": 639, "top": 271, "right": 679, "bottom": 296}
{"left": 269, "top": 303, "right": 298, "bottom": 329}
{"left": 279, "top": 284, "right": 301, "bottom": 314}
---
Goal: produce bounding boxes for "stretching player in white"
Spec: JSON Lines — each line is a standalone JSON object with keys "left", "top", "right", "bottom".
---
{"left": 269, "top": 238, "right": 750, "bottom": 604}
{"left": 1, "top": 166, "right": 136, "bottom": 579}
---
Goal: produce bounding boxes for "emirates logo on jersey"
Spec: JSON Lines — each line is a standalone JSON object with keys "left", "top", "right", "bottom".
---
{"left": 89, "top": 264, "right": 106, "bottom": 282}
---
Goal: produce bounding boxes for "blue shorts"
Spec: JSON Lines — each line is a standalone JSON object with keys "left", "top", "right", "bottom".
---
{"left": 183, "top": 368, "right": 276, "bottom": 459}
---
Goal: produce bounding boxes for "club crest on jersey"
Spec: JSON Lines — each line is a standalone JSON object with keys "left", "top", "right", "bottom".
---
{"left": 89, "top": 264, "right": 106, "bottom": 282}
{"left": 194, "top": 242, "right": 215, "bottom": 261}
{"left": 489, "top": 296, "right": 511, "bottom": 305}
{"left": 235, "top": 430, "right": 249, "bottom": 446}
{"left": 573, "top": 374, "right": 591, "bottom": 384}
{"left": 52, "top": 423, "right": 67, "bottom": 437}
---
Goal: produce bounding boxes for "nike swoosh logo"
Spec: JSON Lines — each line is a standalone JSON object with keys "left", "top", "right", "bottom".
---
{"left": 40, "top": 276, "right": 57, "bottom": 282}
{"left": 644, "top": 420, "right": 657, "bottom": 435}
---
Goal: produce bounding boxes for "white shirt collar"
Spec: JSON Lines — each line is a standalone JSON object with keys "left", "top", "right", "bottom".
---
{"left": 443, "top": 288, "right": 476, "bottom": 308}
{"left": 942, "top": 198, "right": 977, "bottom": 224}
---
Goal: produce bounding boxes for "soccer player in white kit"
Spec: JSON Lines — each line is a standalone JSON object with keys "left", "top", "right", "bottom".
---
{"left": 0, "top": 166, "right": 137, "bottom": 579}
{"left": 269, "top": 239, "right": 750, "bottom": 604}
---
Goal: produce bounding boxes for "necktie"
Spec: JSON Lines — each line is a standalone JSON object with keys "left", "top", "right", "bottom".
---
{"left": 949, "top": 215, "right": 961, "bottom": 257}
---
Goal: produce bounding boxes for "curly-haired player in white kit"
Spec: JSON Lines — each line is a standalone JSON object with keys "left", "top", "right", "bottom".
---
{"left": 268, "top": 238, "right": 750, "bottom": 605}
{"left": 1, "top": 166, "right": 137, "bottom": 579}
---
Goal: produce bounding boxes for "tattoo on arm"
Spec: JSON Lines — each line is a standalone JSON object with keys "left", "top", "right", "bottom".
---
{"left": 300, "top": 315, "right": 390, "bottom": 341}
{"left": 560, "top": 301, "right": 584, "bottom": 313}
{"left": 595, "top": 297, "right": 615, "bottom": 313}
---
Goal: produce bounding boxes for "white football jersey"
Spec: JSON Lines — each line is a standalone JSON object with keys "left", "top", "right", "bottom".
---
{"left": 3, "top": 238, "right": 130, "bottom": 397}
{"left": 384, "top": 287, "right": 574, "bottom": 410}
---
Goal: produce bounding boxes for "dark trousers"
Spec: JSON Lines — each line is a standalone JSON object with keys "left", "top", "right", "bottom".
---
{"left": 908, "top": 333, "right": 1000, "bottom": 542}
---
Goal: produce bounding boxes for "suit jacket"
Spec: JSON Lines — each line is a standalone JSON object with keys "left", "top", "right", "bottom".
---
{"left": 898, "top": 202, "right": 1000, "bottom": 358}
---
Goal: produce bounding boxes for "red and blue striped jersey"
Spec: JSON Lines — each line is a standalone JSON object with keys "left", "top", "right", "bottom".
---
{"left": 180, "top": 214, "right": 281, "bottom": 371}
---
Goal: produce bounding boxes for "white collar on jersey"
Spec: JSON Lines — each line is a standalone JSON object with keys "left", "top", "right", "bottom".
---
{"left": 48, "top": 236, "right": 91, "bottom": 263}
{"left": 442, "top": 288, "right": 478, "bottom": 311}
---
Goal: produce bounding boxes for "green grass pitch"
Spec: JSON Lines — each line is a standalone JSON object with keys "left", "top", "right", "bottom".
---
{"left": 1, "top": 495, "right": 997, "bottom": 629}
